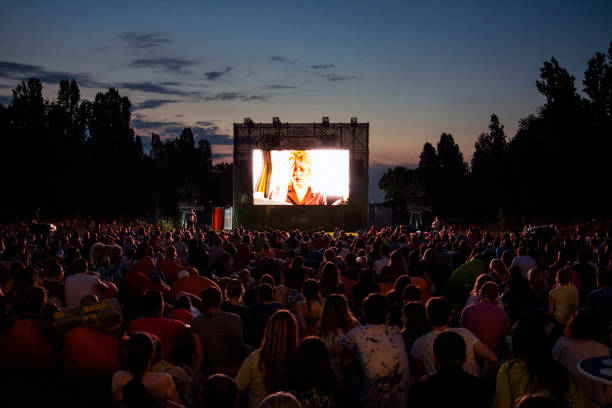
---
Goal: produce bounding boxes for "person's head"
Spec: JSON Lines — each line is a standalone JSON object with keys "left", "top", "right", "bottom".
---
{"left": 401, "top": 301, "right": 430, "bottom": 331}
{"left": 259, "top": 310, "right": 299, "bottom": 391}
{"left": 226, "top": 279, "right": 244, "bottom": 300}
{"left": 528, "top": 268, "right": 546, "bottom": 290}
{"left": 165, "top": 245, "right": 177, "bottom": 259}
{"left": 287, "top": 337, "right": 335, "bottom": 393}
{"left": 260, "top": 274, "right": 276, "bottom": 288}
{"left": 433, "top": 331, "right": 466, "bottom": 369}
{"left": 512, "top": 321, "right": 568, "bottom": 396}
{"left": 556, "top": 266, "right": 572, "bottom": 285}
{"left": 142, "top": 290, "right": 164, "bottom": 317}
{"left": 202, "top": 374, "right": 238, "bottom": 408}
{"left": 362, "top": 293, "right": 390, "bottom": 325}
{"left": 301, "top": 279, "right": 320, "bottom": 303}
{"left": 426, "top": 296, "right": 451, "bottom": 328}
{"left": 72, "top": 257, "right": 88, "bottom": 274}
{"left": 175, "top": 295, "right": 191, "bottom": 311}
{"left": 47, "top": 262, "right": 64, "bottom": 280}
{"left": 393, "top": 274, "right": 411, "bottom": 292}
{"left": 402, "top": 284, "right": 422, "bottom": 303}
{"left": 566, "top": 308, "right": 601, "bottom": 341}
{"left": 258, "top": 392, "right": 302, "bottom": 408}
{"left": 380, "top": 244, "right": 390, "bottom": 258}
{"left": 320, "top": 262, "right": 340, "bottom": 297}
{"left": 597, "top": 268, "right": 612, "bottom": 288}
{"left": 288, "top": 150, "right": 313, "bottom": 190}
{"left": 480, "top": 281, "right": 499, "bottom": 302}
{"left": 490, "top": 258, "right": 507, "bottom": 274}
{"left": 257, "top": 283, "right": 274, "bottom": 303}
{"left": 202, "top": 286, "right": 222, "bottom": 311}
{"left": 16, "top": 285, "right": 47, "bottom": 317}
{"left": 291, "top": 255, "right": 304, "bottom": 270}
{"left": 318, "top": 294, "right": 358, "bottom": 336}
{"left": 324, "top": 248, "right": 336, "bottom": 262}
{"left": 126, "top": 332, "right": 155, "bottom": 382}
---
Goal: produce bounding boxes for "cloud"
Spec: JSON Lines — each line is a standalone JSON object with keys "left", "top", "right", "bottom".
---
{"left": 120, "top": 81, "right": 193, "bottom": 96}
{"left": 205, "top": 92, "right": 270, "bottom": 102}
{"left": 267, "top": 56, "right": 297, "bottom": 64}
{"left": 212, "top": 153, "right": 232, "bottom": 160}
{"left": 205, "top": 66, "right": 232, "bottom": 80}
{"left": 311, "top": 64, "right": 335, "bottom": 69}
{"left": 265, "top": 84, "right": 299, "bottom": 89}
{"left": 129, "top": 57, "right": 197, "bottom": 72}
{"left": 132, "top": 119, "right": 183, "bottom": 129}
{"left": 322, "top": 74, "right": 359, "bottom": 81}
{"left": 119, "top": 32, "right": 171, "bottom": 48}
{"left": 93, "top": 45, "right": 110, "bottom": 52}
{"left": 133, "top": 99, "right": 179, "bottom": 110}
{"left": 132, "top": 118, "right": 233, "bottom": 146}
{"left": 0, "top": 60, "right": 102, "bottom": 88}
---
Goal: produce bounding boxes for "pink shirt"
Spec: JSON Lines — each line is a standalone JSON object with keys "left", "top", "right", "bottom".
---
{"left": 460, "top": 301, "right": 509, "bottom": 355}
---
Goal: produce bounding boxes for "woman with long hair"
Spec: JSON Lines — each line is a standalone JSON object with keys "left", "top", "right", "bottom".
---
{"left": 400, "top": 302, "right": 431, "bottom": 352}
{"left": 317, "top": 294, "right": 359, "bottom": 378}
{"left": 236, "top": 310, "right": 299, "bottom": 408}
{"left": 493, "top": 322, "right": 590, "bottom": 408}
{"left": 295, "top": 279, "right": 323, "bottom": 339}
{"left": 283, "top": 337, "right": 343, "bottom": 408}
{"left": 111, "top": 332, "right": 181, "bottom": 407}
{"left": 319, "top": 262, "right": 343, "bottom": 299}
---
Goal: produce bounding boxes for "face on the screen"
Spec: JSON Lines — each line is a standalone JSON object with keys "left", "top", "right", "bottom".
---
{"left": 291, "top": 157, "right": 311, "bottom": 189}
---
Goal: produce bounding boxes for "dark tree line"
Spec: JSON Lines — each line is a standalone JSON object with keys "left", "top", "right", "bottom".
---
{"left": 380, "top": 41, "right": 612, "bottom": 219}
{"left": 0, "top": 79, "right": 232, "bottom": 219}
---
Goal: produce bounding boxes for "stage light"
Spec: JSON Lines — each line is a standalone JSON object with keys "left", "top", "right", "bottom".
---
{"left": 273, "top": 117, "right": 281, "bottom": 128}
{"left": 322, "top": 117, "right": 329, "bottom": 127}
{"left": 244, "top": 117, "right": 254, "bottom": 127}
{"left": 351, "top": 117, "right": 358, "bottom": 126}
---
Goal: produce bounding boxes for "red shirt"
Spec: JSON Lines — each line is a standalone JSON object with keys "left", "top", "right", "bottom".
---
{"left": 286, "top": 186, "right": 326, "bottom": 205}
{"left": 171, "top": 275, "right": 219, "bottom": 299}
{"left": 64, "top": 326, "right": 121, "bottom": 375}
{"left": 459, "top": 301, "right": 509, "bottom": 355}
{"left": 128, "top": 317, "right": 187, "bottom": 362}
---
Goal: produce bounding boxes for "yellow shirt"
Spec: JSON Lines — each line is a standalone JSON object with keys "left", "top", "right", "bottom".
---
{"left": 493, "top": 358, "right": 591, "bottom": 408}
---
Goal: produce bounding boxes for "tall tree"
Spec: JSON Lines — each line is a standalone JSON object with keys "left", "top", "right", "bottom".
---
{"left": 417, "top": 142, "right": 439, "bottom": 208}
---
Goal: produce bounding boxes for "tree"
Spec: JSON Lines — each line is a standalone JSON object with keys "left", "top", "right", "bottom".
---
{"left": 417, "top": 142, "right": 439, "bottom": 207}
{"left": 470, "top": 114, "right": 508, "bottom": 214}
{"left": 378, "top": 167, "right": 423, "bottom": 215}
{"left": 436, "top": 133, "right": 467, "bottom": 215}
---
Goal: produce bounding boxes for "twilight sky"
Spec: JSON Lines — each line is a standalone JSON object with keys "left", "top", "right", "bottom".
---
{"left": 1, "top": 0, "right": 611, "bottom": 200}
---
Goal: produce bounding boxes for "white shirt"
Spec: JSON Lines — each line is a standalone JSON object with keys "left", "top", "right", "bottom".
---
{"left": 342, "top": 324, "right": 410, "bottom": 407}
{"left": 511, "top": 255, "right": 538, "bottom": 279}
{"left": 64, "top": 273, "right": 101, "bottom": 308}
{"left": 373, "top": 256, "right": 391, "bottom": 280}
{"left": 411, "top": 327, "right": 481, "bottom": 377}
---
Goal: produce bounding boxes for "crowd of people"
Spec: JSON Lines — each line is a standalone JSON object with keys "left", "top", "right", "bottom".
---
{"left": 0, "top": 217, "right": 611, "bottom": 408}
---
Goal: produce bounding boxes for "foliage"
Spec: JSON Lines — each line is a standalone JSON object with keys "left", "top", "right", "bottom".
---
{"left": 378, "top": 41, "right": 612, "bottom": 218}
{"left": 0, "top": 81, "right": 232, "bottom": 219}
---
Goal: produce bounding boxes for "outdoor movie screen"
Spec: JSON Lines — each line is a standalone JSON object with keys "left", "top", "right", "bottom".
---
{"left": 252, "top": 149, "right": 349, "bottom": 206}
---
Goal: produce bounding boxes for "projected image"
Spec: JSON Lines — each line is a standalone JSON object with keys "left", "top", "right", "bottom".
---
{"left": 253, "top": 149, "right": 349, "bottom": 205}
